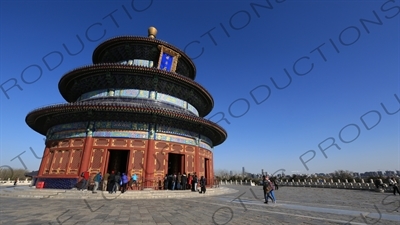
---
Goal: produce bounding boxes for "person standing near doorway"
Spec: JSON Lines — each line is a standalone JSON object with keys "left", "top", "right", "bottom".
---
{"left": 121, "top": 173, "right": 128, "bottom": 193}
{"left": 192, "top": 174, "right": 198, "bottom": 192}
{"left": 103, "top": 172, "right": 109, "bottom": 191}
{"left": 108, "top": 171, "right": 115, "bottom": 194}
{"left": 93, "top": 172, "right": 102, "bottom": 193}
{"left": 181, "top": 173, "right": 187, "bottom": 190}
{"left": 188, "top": 173, "right": 192, "bottom": 190}
{"left": 199, "top": 176, "right": 206, "bottom": 194}
{"left": 113, "top": 172, "right": 121, "bottom": 193}
{"left": 177, "top": 172, "right": 182, "bottom": 190}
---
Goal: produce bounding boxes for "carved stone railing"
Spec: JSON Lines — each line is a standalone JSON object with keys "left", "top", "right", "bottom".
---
{"left": 219, "top": 178, "right": 392, "bottom": 192}
{"left": 0, "top": 178, "right": 31, "bottom": 185}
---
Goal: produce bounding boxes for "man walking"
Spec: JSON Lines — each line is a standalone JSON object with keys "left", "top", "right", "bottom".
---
{"left": 79, "top": 170, "right": 90, "bottom": 191}
{"left": 93, "top": 172, "right": 102, "bottom": 193}
{"left": 389, "top": 177, "right": 400, "bottom": 195}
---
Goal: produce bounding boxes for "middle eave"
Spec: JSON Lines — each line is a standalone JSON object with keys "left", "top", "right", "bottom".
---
{"left": 58, "top": 64, "right": 214, "bottom": 117}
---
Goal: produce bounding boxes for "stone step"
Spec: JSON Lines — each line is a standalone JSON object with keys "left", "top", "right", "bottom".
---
{"left": 0, "top": 187, "right": 238, "bottom": 199}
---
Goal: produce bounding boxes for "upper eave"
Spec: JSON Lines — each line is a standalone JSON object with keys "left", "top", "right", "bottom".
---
{"left": 92, "top": 36, "right": 196, "bottom": 79}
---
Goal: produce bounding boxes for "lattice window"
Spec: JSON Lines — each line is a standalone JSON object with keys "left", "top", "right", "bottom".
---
{"left": 91, "top": 149, "right": 104, "bottom": 169}
{"left": 43, "top": 151, "right": 54, "bottom": 174}
{"left": 70, "top": 149, "right": 82, "bottom": 170}
{"left": 132, "top": 150, "right": 144, "bottom": 170}
{"left": 172, "top": 144, "right": 182, "bottom": 152}
{"left": 155, "top": 152, "right": 165, "bottom": 171}
{"left": 52, "top": 150, "right": 62, "bottom": 170}
{"left": 187, "top": 155, "right": 193, "bottom": 172}
{"left": 59, "top": 150, "right": 70, "bottom": 172}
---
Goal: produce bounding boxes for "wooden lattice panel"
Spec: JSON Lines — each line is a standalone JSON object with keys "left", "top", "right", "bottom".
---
{"left": 49, "top": 141, "right": 58, "bottom": 149}
{"left": 200, "top": 157, "right": 205, "bottom": 172}
{"left": 51, "top": 150, "right": 61, "bottom": 170}
{"left": 50, "top": 150, "right": 62, "bottom": 174}
{"left": 132, "top": 150, "right": 144, "bottom": 170}
{"left": 187, "top": 155, "right": 193, "bottom": 173}
{"left": 155, "top": 141, "right": 169, "bottom": 150}
{"left": 112, "top": 139, "right": 127, "bottom": 146}
{"left": 90, "top": 149, "right": 104, "bottom": 170}
{"left": 172, "top": 144, "right": 183, "bottom": 152}
{"left": 154, "top": 152, "right": 165, "bottom": 171}
{"left": 72, "top": 139, "right": 84, "bottom": 147}
{"left": 130, "top": 149, "right": 144, "bottom": 180}
{"left": 43, "top": 150, "right": 54, "bottom": 175}
{"left": 131, "top": 140, "right": 146, "bottom": 148}
{"left": 185, "top": 146, "right": 194, "bottom": 153}
{"left": 95, "top": 138, "right": 109, "bottom": 146}
{"left": 68, "top": 149, "right": 82, "bottom": 174}
{"left": 58, "top": 150, "right": 70, "bottom": 173}
{"left": 59, "top": 140, "right": 69, "bottom": 147}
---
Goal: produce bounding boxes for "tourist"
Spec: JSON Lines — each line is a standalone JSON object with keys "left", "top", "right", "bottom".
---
{"left": 181, "top": 173, "right": 187, "bottom": 190}
{"left": 389, "top": 177, "right": 400, "bottom": 195}
{"left": 177, "top": 172, "right": 182, "bottom": 190}
{"left": 93, "top": 172, "right": 102, "bottom": 193}
{"left": 113, "top": 172, "right": 121, "bottom": 193}
{"left": 192, "top": 174, "right": 198, "bottom": 192}
{"left": 108, "top": 171, "right": 115, "bottom": 194}
{"left": 272, "top": 177, "right": 279, "bottom": 190}
{"left": 375, "top": 179, "right": 384, "bottom": 189}
{"left": 171, "top": 174, "right": 176, "bottom": 190}
{"left": 164, "top": 174, "right": 168, "bottom": 190}
{"left": 120, "top": 173, "right": 129, "bottom": 193}
{"left": 78, "top": 170, "right": 90, "bottom": 191}
{"left": 263, "top": 176, "right": 276, "bottom": 204}
{"left": 262, "top": 176, "right": 268, "bottom": 203}
{"left": 103, "top": 172, "right": 109, "bottom": 191}
{"left": 167, "top": 174, "right": 173, "bottom": 190}
{"left": 14, "top": 177, "right": 18, "bottom": 186}
{"left": 131, "top": 173, "right": 137, "bottom": 186}
{"left": 188, "top": 173, "right": 192, "bottom": 190}
{"left": 199, "top": 176, "right": 206, "bottom": 194}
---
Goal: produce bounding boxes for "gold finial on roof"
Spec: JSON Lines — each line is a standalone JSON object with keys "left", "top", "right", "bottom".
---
{"left": 148, "top": 26, "right": 157, "bottom": 39}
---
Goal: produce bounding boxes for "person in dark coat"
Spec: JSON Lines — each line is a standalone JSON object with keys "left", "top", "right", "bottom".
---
{"left": 181, "top": 173, "right": 187, "bottom": 190}
{"left": 113, "top": 172, "right": 121, "bottom": 193}
{"left": 272, "top": 177, "right": 279, "bottom": 190}
{"left": 192, "top": 175, "right": 198, "bottom": 192}
{"left": 107, "top": 171, "right": 115, "bottom": 194}
{"left": 167, "top": 174, "right": 173, "bottom": 190}
{"left": 164, "top": 174, "right": 168, "bottom": 190}
{"left": 199, "top": 176, "right": 206, "bottom": 194}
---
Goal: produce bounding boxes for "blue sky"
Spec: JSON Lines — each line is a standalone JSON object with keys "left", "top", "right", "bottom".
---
{"left": 0, "top": 0, "right": 399, "bottom": 175}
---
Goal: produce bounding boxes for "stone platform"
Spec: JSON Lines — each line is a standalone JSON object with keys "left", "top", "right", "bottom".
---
{"left": 1, "top": 186, "right": 400, "bottom": 224}
{"left": 0, "top": 186, "right": 237, "bottom": 199}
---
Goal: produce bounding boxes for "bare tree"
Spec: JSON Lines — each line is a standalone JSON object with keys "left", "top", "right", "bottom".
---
{"left": 214, "top": 169, "right": 229, "bottom": 179}
{"left": 332, "top": 170, "right": 354, "bottom": 181}
{"left": 0, "top": 167, "right": 29, "bottom": 180}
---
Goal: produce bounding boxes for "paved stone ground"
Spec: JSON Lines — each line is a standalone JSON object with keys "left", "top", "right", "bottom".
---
{"left": 1, "top": 185, "right": 400, "bottom": 224}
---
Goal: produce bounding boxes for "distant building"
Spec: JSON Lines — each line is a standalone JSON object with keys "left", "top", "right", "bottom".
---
{"left": 385, "top": 170, "right": 395, "bottom": 176}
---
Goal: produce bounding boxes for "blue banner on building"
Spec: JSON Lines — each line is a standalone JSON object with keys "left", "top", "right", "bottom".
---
{"left": 160, "top": 53, "right": 173, "bottom": 71}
